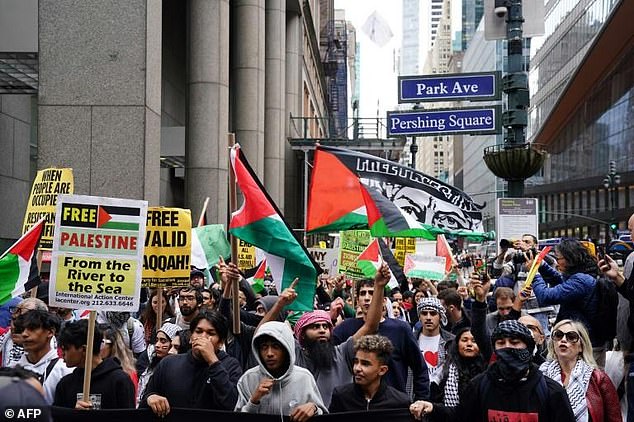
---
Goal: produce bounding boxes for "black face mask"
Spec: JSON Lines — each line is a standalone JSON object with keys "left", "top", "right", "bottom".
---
{"left": 493, "top": 347, "right": 532, "bottom": 382}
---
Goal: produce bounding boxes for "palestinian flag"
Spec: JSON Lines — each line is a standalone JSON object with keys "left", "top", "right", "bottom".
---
{"left": 361, "top": 185, "right": 436, "bottom": 239}
{"left": 247, "top": 259, "right": 267, "bottom": 293}
{"left": 0, "top": 218, "right": 45, "bottom": 305}
{"left": 96, "top": 205, "right": 140, "bottom": 231}
{"left": 306, "top": 147, "right": 367, "bottom": 233}
{"left": 229, "top": 144, "right": 321, "bottom": 311}
{"left": 191, "top": 224, "right": 231, "bottom": 270}
{"left": 357, "top": 238, "right": 401, "bottom": 290}
{"left": 307, "top": 146, "right": 493, "bottom": 241}
{"left": 436, "top": 234, "right": 455, "bottom": 273}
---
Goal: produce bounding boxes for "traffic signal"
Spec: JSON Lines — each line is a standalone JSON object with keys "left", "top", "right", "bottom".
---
{"left": 610, "top": 223, "right": 617, "bottom": 231}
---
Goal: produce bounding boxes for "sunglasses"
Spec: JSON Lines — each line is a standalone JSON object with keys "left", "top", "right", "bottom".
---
{"left": 420, "top": 310, "right": 438, "bottom": 317}
{"left": 552, "top": 330, "right": 580, "bottom": 343}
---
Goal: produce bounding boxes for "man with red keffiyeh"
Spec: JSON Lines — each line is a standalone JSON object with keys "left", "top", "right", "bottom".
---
{"left": 257, "top": 263, "right": 391, "bottom": 408}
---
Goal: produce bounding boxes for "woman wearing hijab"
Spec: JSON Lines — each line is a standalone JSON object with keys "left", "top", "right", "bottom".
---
{"left": 540, "top": 319, "right": 621, "bottom": 422}
{"left": 136, "top": 322, "right": 182, "bottom": 407}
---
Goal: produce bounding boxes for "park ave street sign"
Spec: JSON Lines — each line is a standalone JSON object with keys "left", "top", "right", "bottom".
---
{"left": 387, "top": 106, "right": 502, "bottom": 137}
{"left": 398, "top": 71, "right": 501, "bottom": 103}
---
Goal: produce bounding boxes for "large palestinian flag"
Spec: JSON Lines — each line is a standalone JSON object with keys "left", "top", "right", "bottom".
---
{"left": 306, "top": 147, "right": 367, "bottom": 232}
{"left": 0, "top": 218, "right": 45, "bottom": 304}
{"left": 307, "top": 146, "right": 492, "bottom": 240}
{"left": 229, "top": 144, "right": 321, "bottom": 311}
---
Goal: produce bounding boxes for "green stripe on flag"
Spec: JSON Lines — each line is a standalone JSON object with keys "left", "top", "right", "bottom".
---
{"left": 101, "top": 221, "right": 139, "bottom": 231}
{"left": 0, "top": 253, "right": 20, "bottom": 305}
{"left": 230, "top": 217, "right": 316, "bottom": 312}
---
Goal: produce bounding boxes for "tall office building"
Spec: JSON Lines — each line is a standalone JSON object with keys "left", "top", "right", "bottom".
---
{"left": 0, "top": 0, "right": 333, "bottom": 244}
{"left": 527, "top": 0, "right": 633, "bottom": 242}
{"left": 400, "top": 0, "right": 445, "bottom": 76}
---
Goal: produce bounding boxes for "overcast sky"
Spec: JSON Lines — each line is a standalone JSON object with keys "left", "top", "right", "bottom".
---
{"left": 334, "top": 0, "right": 402, "bottom": 122}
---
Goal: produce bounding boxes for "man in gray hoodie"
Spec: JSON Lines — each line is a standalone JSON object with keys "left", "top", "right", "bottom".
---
{"left": 235, "top": 321, "right": 327, "bottom": 422}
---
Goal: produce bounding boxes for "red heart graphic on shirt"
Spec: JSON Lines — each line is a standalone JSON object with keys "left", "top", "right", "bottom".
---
{"left": 424, "top": 351, "right": 439, "bottom": 367}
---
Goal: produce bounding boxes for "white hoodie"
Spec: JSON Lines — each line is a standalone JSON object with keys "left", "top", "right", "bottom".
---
{"left": 234, "top": 321, "right": 328, "bottom": 416}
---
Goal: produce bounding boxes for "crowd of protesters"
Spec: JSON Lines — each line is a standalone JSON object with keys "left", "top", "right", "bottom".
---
{"left": 1, "top": 213, "right": 634, "bottom": 422}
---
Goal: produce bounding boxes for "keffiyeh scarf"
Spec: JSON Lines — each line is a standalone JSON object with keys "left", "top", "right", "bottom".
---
{"left": 541, "top": 359, "right": 593, "bottom": 422}
{"left": 443, "top": 363, "right": 461, "bottom": 407}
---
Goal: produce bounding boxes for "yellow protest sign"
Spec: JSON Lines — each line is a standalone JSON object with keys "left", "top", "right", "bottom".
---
{"left": 49, "top": 194, "right": 147, "bottom": 312}
{"left": 22, "top": 168, "right": 74, "bottom": 250}
{"left": 237, "top": 239, "right": 256, "bottom": 270}
{"left": 142, "top": 207, "right": 192, "bottom": 288}
{"left": 338, "top": 230, "right": 372, "bottom": 278}
{"left": 394, "top": 237, "right": 416, "bottom": 266}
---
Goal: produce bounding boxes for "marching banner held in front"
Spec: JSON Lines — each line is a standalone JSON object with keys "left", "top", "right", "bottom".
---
{"left": 142, "top": 207, "right": 192, "bottom": 288}
{"left": 21, "top": 167, "right": 74, "bottom": 250}
{"left": 49, "top": 194, "right": 147, "bottom": 312}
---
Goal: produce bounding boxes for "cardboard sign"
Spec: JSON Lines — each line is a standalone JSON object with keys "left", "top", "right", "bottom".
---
{"left": 338, "top": 230, "right": 372, "bottom": 278}
{"left": 49, "top": 194, "right": 147, "bottom": 312}
{"left": 22, "top": 168, "right": 74, "bottom": 250}
{"left": 393, "top": 237, "right": 416, "bottom": 266}
{"left": 142, "top": 207, "right": 192, "bottom": 288}
{"left": 237, "top": 239, "right": 256, "bottom": 271}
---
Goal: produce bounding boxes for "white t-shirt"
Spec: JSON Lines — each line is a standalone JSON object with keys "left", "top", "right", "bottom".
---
{"left": 418, "top": 334, "right": 443, "bottom": 384}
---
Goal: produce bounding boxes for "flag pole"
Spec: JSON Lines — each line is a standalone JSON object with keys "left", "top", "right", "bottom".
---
{"left": 82, "top": 310, "right": 96, "bottom": 403}
{"left": 156, "top": 288, "right": 163, "bottom": 329}
{"left": 29, "top": 250, "right": 43, "bottom": 299}
{"left": 197, "top": 197, "right": 210, "bottom": 227}
{"left": 228, "top": 133, "right": 241, "bottom": 334}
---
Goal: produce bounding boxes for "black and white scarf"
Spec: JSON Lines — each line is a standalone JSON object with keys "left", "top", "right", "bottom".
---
{"left": 443, "top": 363, "right": 460, "bottom": 407}
{"left": 540, "top": 359, "right": 593, "bottom": 422}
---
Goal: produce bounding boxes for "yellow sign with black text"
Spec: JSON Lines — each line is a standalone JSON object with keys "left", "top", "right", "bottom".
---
{"left": 142, "top": 207, "right": 192, "bottom": 288}
{"left": 22, "top": 168, "right": 74, "bottom": 250}
{"left": 49, "top": 194, "right": 147, "bottom": 312}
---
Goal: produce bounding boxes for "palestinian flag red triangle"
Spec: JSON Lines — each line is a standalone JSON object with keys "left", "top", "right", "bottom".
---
{"left": 97, "top": 206, "right": 112, "bottom": 228}
{"left": 306, "top": 147, "right": 367, "bottom": 233}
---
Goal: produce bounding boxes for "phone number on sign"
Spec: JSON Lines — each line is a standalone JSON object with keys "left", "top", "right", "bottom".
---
{"left": 90, "top": 300, "right": 134, "bottom": 307}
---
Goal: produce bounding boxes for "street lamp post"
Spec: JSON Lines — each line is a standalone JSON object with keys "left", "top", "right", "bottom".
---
{"left": 603, "top": 160, "right": 621, "bottom": 241}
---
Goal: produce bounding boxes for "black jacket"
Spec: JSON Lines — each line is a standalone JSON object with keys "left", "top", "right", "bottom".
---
{"left": 431, "top": 364, "right": 575, "bottom": 422}
{"left": 139, "top": 349, "right": 242, "bottom": 410}
{"left": 53, "top": 357, "right": 135, "bottom": 409}
{"left": 329, "top": 379, "right": 410, "bottom": 413}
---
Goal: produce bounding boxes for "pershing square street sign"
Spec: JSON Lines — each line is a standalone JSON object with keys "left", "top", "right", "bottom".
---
{"left": 387, "top": 106, "right": 502, "bottom": 137}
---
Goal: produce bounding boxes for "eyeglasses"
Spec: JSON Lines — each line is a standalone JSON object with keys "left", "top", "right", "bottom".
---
{"left": 497, "top": 306, "right": 513, "bottom": 312}
{"left": 552, "top": 329, "right": 580, "bottom": 343}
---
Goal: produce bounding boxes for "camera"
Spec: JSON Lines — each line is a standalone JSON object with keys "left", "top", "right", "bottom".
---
{"left": 494, "top": 0, "right": 509, "bottom": 18}
{"left": 494, "top": 6, "right": 508, "bottom": 17}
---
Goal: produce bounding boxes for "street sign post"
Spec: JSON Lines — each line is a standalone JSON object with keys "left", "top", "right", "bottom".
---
{"left": 387, "top": 106, "right": 501, "bottom": 137}
{"left": 398, "top": 71, "right": 501, "bottom": 103}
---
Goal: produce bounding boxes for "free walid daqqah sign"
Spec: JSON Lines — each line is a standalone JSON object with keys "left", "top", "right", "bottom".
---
{"left": 142, "top": 207, "right": 192, "bottom": 288}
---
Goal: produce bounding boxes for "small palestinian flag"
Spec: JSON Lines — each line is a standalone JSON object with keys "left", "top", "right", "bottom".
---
{"left": 248, "top": 259, "right": 267, "bottom": 293}
{"left": 357, "top": 238, "right": 400, "bottom": 289}
{"left": 0, "top": 218, "right": 45, "bottom": 305}
{"left": 97, "top": 206, "right": 140, "bottom": 231}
